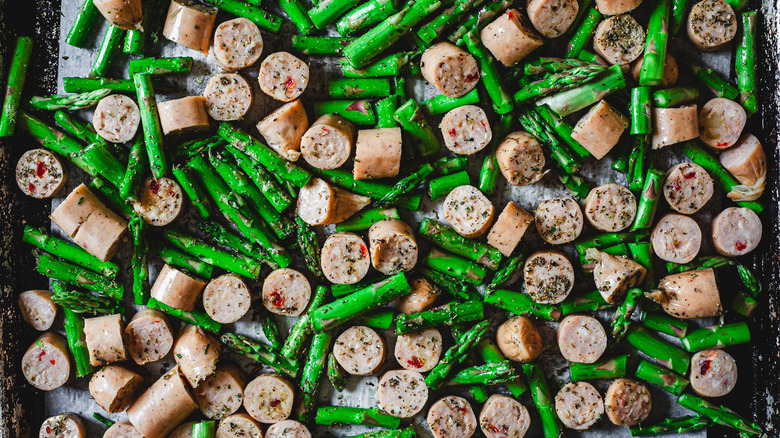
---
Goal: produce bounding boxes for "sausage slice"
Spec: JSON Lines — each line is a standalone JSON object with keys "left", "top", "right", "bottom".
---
{"left": 173, "top": 325, "right": 221, "bottom": 388}
{"left": 162, "top": 0, "right": 217, "bottom": 54}
{"left": 104, "top": 422, "right": 144, "bottom": 438}
{"left": 18, "top": 290, "right": 57, "bottom": 331}
{"left": 334, "top": 325, "right": 386, "bottom": 375}
{"left": 353, "top": 127, "right": 402, "bottom": 179}
{"left": 262, "top": 268, "right": 312, "bottom": 316}
{"left": 689, "top": 349, "right": 737, "bottom": 397}
{"left": 444, "top": 185, "right": 495, "bottom": 238}
{"left": 720, "top": 133, "right": 766, "bottom": 188}
{"left": 555, "top": 382, "right": 604, "bottom": 430}
{"left": 395, "top": 328, "right": 443, "bottom": 372}
{"left": 213, "top": 18, "right": 263, "bottom": 71}
{"left": 647, "top": 268, "right": 722, "bottom": 319}
{"left": 497, "top": 316, "right": 543, "bottom": 363}
{"left": 487, "top": 202, "right": 534, "bottom": 257}
{"left": 440, "top": 105, "right": 492, "bottom": 155}
{"left": 589, "top": 250, "right": 646, "bottom": 304}
{"left": 595, "top": 0, "right": 642, "bottom": 15}
{"left": 604, "top": 378, "right": 652, "bottom": 426}
{"left": 481, "top": 10, "right": 544, "bottom": 66}
{"left": 85, "top": 314, "right": 127, "bottom": 366}
{"left": 593, "top": 15, "right": 646, "bottom": 65}
{"left": 216, "top": 413, "right": 264, "bottom": 438}
{"left": 158, "top": 96, "right": 210, "bottom": 135}
{"left": 244, "top": 374, "right": 295, "bottom": 423}
{"left": 571, "top": 100, "right": 628, "bottom": 159}
{"left": 133, "top": 177, "right": 184, "bottom": 226}
{"left": 89, "top": 364, "right": 144, "bottom": 413}
{"left": 93, "top": 0, "right": 142, "bottom": 30}
{"left": 584, "top": 183, "right": 637, "bottom": 232}
{"left": 266, "top": 420, "right": 312, "bottom": 438}
{"left": 127, "top": 365, "right": 198, "bottom": 438}
{"left": 524, "top": 251, "right": 575, "bottom": 304}
{"left": 167, "top": 422, "right": 195, "bottom": 438}
{"left": 39, "top": 414, "right": 86, "bottom": 438}
{"left": 557, "top": 315, "right": 608, "bottom": 363}
{"left": 663, "top": 162, "right": 714, "bottom": 214}
{"left": 368, "top": 219, "right": 419, "bottom": 275}
{"left": 711, "top": 207, "right": 762, "bottom": 256}
{"left": 204, "top": 73, "right": 253, "bottom": 121}
{"left": 495, "top": 131, "right": 546, "bottom": 186}
{"left": 479, "top": 394, "right": 531, "bottom": 438}
{"left": 527, "top": 0, "right": 579, "bottom": 37}
{"left": 421, "top": 42, "right": 480, "bottom": 98}
{"left": 651, "top": 213, "right": 702, "bottom": 263}
{"left": 193, "top": 363, "right": 246, "bottom": 419}
{"left": 534, "top": 197, "right": 583, "bottom": 245}
{"left": 698, "top": 98, "right": 746, "bottom": 149}
{"left": 123, "top": 309, "right": 174, "bottom": 365}
{"left": 300, "top": 114, "right": 355, "bottom": 170}
{"left": 321, "top": 232, "right": 371, "bottom": 284}
{"left": 427, "top": 396, "right": 478, "bottom": 438}
{"left": 16, "top": 149, "right": 68, "bottom": 198}
{"left": 22, "top": 332, "right": 71, "bottom": 391}
{"left": 651, "top": 106, "right": 699, "bottom": 149}
{"left": 257, "top": 100, "right": 308, "bottom": 162}
{"left": 203, "top": 274, "right": 252, "bottom": 324}
{"left": 150, "top": 264, "right": 207, "bottom": 311}
{"left": 93, "top": 95, "right": 141, "bottom": 144}
{"left": 258, "top": 52, "right": 309, "bottom": 102}
{"left": 687, "top": 0, "right": 737, "bottom": 51}
{"left": 394, "top": 277, "right": 440, "bottom": 314}
{"left": 378, "top": 370, "right": 429, "bottom": 417}
{"left": 297, "top": 178, "right": 370, "bottom": 226}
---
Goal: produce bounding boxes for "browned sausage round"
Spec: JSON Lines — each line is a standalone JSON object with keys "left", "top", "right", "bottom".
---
{"left": 85, "top": 314, "right": 127, "bottom": 366}
{"left": 495, "top": 131, "right": 546, "bottom": 186}
{"left": 698, "top": 98, "right": 746, "bottom": 149}
{"left": 647, "top": 268, "right": 722, "bottom": 319}
{"left": 711, "top": 207, "right": 762, "bottom": 256}
{"left": 593, "top": 15, "right": 645, "bottom": 65}
{"left": 216, "top": 413, "right": 263, "bottom": 438}
{"left": 93, "top": 94, "right": 140, "bottom": 143}
{"left": 203, "top": 274, "right": 252, "bottom": 324}
{"left": 720, "top": 133, "right": 766, "bottom": 191}
{"left": 444, "top": 185, "right": 495, "bottom": 238}
{"left": 300, "top": 114, "right": 355, "bottom": 170}
{"left": 158, "top": 97, "right": 210, "bottom": 135}
{"left": 589, "top": 249, "right": 646, "bottom": 304}
{"left": 266, "top": 420, "right": 312, "bottom": 438}
{"left": 16, "top": 149, "right": 68, "bottom": 199}
{"left": 258, "top": 52, "right": 309, "bottom": 102}
{"left": 487, "top": 202, "right": 534, "bottom": 257}
{"left": 479, "top": 394, "right": 531, "bottom": 438}
{"left": 167, "top": 422, "right": 195, "bottom": 438}
{"left": 584, "top": 183, "right": 637, "bottom": 232}
{"left": 262, "top": 268, "right": 312, "bottom": 316}
{"left": 127, "top": 365, "right": 198, "bottom": 438}
{"left": 204, "top": 73, "right": 253, "bottom": 121}
{"left": 123, "top": 309, "right": 174, "bottom": 365}
{"left": 163, "top": 0, "right": 217, "bottom": 54}
{"left": 481, "top": 10, "right": 544, "bottom": 66}
{"left": 296, "top": 178, "right": 371, "bottom": 226}
{"left": 353, "top": 128, "right": 402, "bottom": 179}
{"left": 604, "top": 378, "right": 651, "bottom": 426}
{"left": 631, "top": 54, "right": 678, "bottom": 87}
{"left": 595, "top": 0, "right": 642, "bottom": 15}
{"left": 524, "top": 251, "right": 575, "bottom": 304}
{"left": 394, "top": 277, "right": 440, "bottom": 314}
{"left": 213, "top": 18, "right": 263, "bottom": 71}
{"left": 40, "top": 413, "right": 86, "bottom": 438}
{"left": 103, "top": 422, "right": 144, "bottom": 438}
{"left": 18, "top": 289, "right": 57, "bottom": 331}
{"left": 571, "top": 100, "right": 628, "bottom": 160}
{"left": 663, "top": 162, "right": 714, "bottom": 214}
{"left": 368, "top": 219, "right": 419, "bottom": 274}
{"left": 687, "top": 0, "right": 737, "bottom": 51}
{"left": 334, "top": 325, "right": 386, "bottom": 375}
{"left": 421, "top": 42, "right": 480, "bottom": 98}
{"left": 244, "top": 374, "right": 295, "bottom": 423}
{"left": 427, "top": 396, "right": 478, "bottom": 438}
{"left": 173, "top": 325, "right": 221, "bottom": 388}
{"left": 555, "top": 381, "right": 604, "bottom": 430}
{"left": 497, "top": 316, "right": 543, "bottom": 363}
{"left": 377, "top": 369, "right": 429, "bottom": 417}
{"left": 527, "top": 0, "right": 579, "bottom": 37}
{"left": 651, "top": 213, "right": 702, "bottom": 263}
{"left": 193, "top": 363, "right": 246, "bottom": 419}
{"left": 535, "top": 197, "right": 583, "bottom": 245}
{"left": 22, "top": 332, "right": 71, "bottom": 391}
{"left": 689, "top": 349, "right": 737, "bottom": 397}
{"left": 440, "top": 105, "right": 492, "bottom": 155}
{"left": 89, "top": 364, "right": 144, "bottom": 413}
{"left": 93, "top": 0, "right": 142, "bottom": 29}
{"left": 257, "top": 100, "right": 308, "bottom": 162}
{"left": 133, "top": 177, "right": 184, "bottom": 226}
{"left": 394, "top": 328, "right": 443, "bottom": 372}
{"left": 651, "top": 105, "right": 699, "bottom": 149}
{"left": 557, "top": 315, "right": 608, "bottom": 363}
{"left": 321, "top": 232, "right": 370, "bottom": 284}
{"left": 150, "top": 264, "right": 207, "bottom": 311}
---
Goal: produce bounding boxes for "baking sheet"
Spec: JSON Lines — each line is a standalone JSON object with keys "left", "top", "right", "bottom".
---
{"left": 0, "top": 0, "right": 773, "bottom": 435}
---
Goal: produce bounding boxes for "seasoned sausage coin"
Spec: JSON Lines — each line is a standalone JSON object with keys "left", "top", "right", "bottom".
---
{"left": 123, "top": 309, "right": 174, "bottom": 365}
{"left": 593, "top": 15, "right": 645, "bottom": 65}
{"left": 204, "top": 73, "right": 253, "bottom": 121}
{"left": 203, "top": 274, "right": 252, "bottom": 324}
{"left": 22, "top": 332, "right": 71, "bottom": 391}
{"left": 689, "top": 349, "right": 737, "bottom": 397}
{"left": 213, "top": 18, "right": 263, "bottom": 71}
{"left": 497, "top": 316, "right": 543, "bottom": 363}
{"left": 427, "top": 396, "right": 478, "bottom": 438}
{"left": 16, "top": 149, "right": 67, "bottom": 198}
{"left": 92, "top": 94, "right": 140, "bottom": 143}
{"left": 321, "top": 232, "right": 370, "bottom": 284}
{"left": 193, "top": 363, "right": 246, "bottom": 419}
{"left": 663, "top": 163, "right": 714, "bottom": 214}
{"left": 262, "top": 268, "right": 311, "bottom": 316}
{"left": 421, "top": 42, "right": 480, "bottom": 98}
{"left": 604, "top": 378, "right": 652, "bottom": 426}
{"left": 479, "top": 394, "right": 531, "bottom": 438}
{"left": 495, "top": 131, "right": 546, "bottom": 186}
{"left": 368, "top": 219, "right": 419, "bottom": 275}
{"left": 258, "top": 52, "right": 309, "bottom": 102}
{"left": 394, "top": 277, "right": 440, "bottom": 315}
{"left": 524, "top": 251, "right": 575, "bottom": 304}
{"left": 711, "top": 207, "right": 762, "bottom": 256}
{"left": 257, "top": 99, "right": 308, "bottom": 162}
{"left": 480, "top": 10, "right": 544, "bottom": 66}
{"left": 133, "top": 177, "right": 184, "bottom": 226}
{"left": 334, "top": 325, "right": 386, "bottom": 376}
{"left": 527, "top": 0, "right": 579, "bottom": 38}
{"left": 698, "top": 97, "right": 746, "bottom": 149}
{"left": 440, "top": 105, "right": 492, "bottom": 155}
{"left": 377, "top": 370, "right": 428, "bottom": 417}
{"left": 300, "top": 114, "right": 355, "bottom": 170}
{"left": 18, "top": 289, "right": 57, "bottom": 331}
{"left": 583, "top": 183, "right": 637, "bottom": 232}
{"left": 394, "top": 328, "right": 443, "bottom": 372}
{"left": 555, "top": 382, "right": 604, "bottom": 430}
{"left": 89, "top": 364, "right": 144, "bottom": 413}
{"left": 687, "top": 0, "right": 737, "bottom": 51}
{"left": 443, "top": 185, "right": 495, "bottom": 238}
{"left": 266, "top": 420, "right": 312, "bottom": 438}
{"left": 534, "top": 197, "right": 583, "bottom": 245}
{"left": 651, "top": 213, "right": 702, "bottom": 263}
{"left": 557, "top": 315, "right": 608, "bottom": 363}
{"left": 244, "top": 374, "right": 295, "bottom": 423}
{"left": 648, "top": 268, "right": 722, "bottom": 319}
{"left": 39, "top": 414, "right": 86, "bottom": 438}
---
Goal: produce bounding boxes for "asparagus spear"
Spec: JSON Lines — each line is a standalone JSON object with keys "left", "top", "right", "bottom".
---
{"left": 336, "top": 0, "right": 400, "bottom": 36}
{"left": 478, "top": 112, "right": 513, "bottom": 195}
{"left": 313, "top": 99, "right": 377, "bottom": 125}
{"left": 417, "top": 0, "right": 485, "bottom": 44}
{"left": 677, "top": 394, "right": 761, "bottom": 435}
{"left": 638, "top": 0, "right": 669, "bottom": 86}
{"left": 0, "top": 36, "right": 33, "bottom": 137}
{"left": 197, "top": 221, "right": 268, "bottom": 265}
{"left": 317, "top": 168, "right": 421, "bottom": 210}
{"left": 736, "top": 12, "right": 757, "bottom": 116}
{"left": 515, "top": 65, "right": 606, "bottom": 104}
{"left": 307, "top": 0, "right": 361, "bottom": 29}
{"left": 328, "top": 78, "right": 392, "bottom": 99}
{"left": 62, "top": 307, "right": 94, "bottom": 377}
{"left": 419, "top": 267, "right": 477, "bottom": 301}
{"left": 147, "top": 297, "right": 222, "bottom": 333}
{"left": 93, "top": 412, "right": 114, "bottom": 428}
{"left": 89, "top": 176, "right": 134, "bottom": 217}
{"left": 36, "top": 253, "right": 124, "bottom": 299}
{"left": 522, "top": 362, "right": 564, "bottom": 438}
{"left": 535, "top": 104, "right": 591, "bottom": 159}
{"left": 681, "top": 322, "right": 750, "bottom": 352}
{"left": 295, "top": 217, "right": 324, "bottom": 280}
{"left": 518, "top": 106, "right": 581, "bottom": 175}
{"left": 574, "top": 231, "right": 649, "bottom": 255}
{"left": 157, "top": 247, "right": 214, "bottom": 279}
{"left": 327, "top": 352, "right": 349, "bottom": 392}
{"left": 291, "top": 36, "right": 353, "bottom": 55}
{"left": 484, "top": 289, "right": 562, "bottom": 321}
{"left": 488, "top": 251, "right": 526, "bottom": 291}
{"left": 423, "top": 248, "right": 488, "bottom": 285}
{"left": 421, "top": 87, "right": 480, "bottom": 115}
{"left": 476, "top": 339, "right": 528, "bottom": 396}
{"left": 344, "top": 427, "right": 416, "bottom": 438}
{"left": 687, "top": 61, "right": 738, "bottom": 100}
{"left": 625, "top": 327, "right": 690, "bottom": 375}
{"left": 565, "top": 8, "right": 601, "bottom": 57}
{"left": 23, "top": 225, "right": 118, "bottom": 278}
{"left": 569, "top": 355, "right": 628, "bottom": 381}
{"left": 128, "top": 57, "right": 193, "bottom": 75}
{"left": 356, "top": 308, "right": 395, "bottom": 329}
{"left": 220, "top": 122, "right": 301, "bottom": 188}
{"left": 653, "top": 86, "right": 699, "bottom": 108}
{"left": 524, "top": 57, "right": 591, "bottom": 75}
{"left": 448, "top": 0, "right": 511, "bottom": 44}
{"left": 627, "top": 134, "right": 649, "bottom": 192}
{"left": 731, "top": 290, "right": 759, "bottom": 318}
{"left": 630, "top": 415, "right": 710, "bottom": 436}
{"left": 635, "top": 359, "right": 689, "bottom": 395}
{"left": 126, "top": 216, "right": 150, "bottom": 305}
{"left": 374, "top": 161, "right": 438, "bottom": 206}
{"left": 393, "top": 98, "right": 441, "bottom": 156}
{"left": 28, "top": 88, "right": 111, "bottom": 111}
{"left": 133, "top": 73, "right": 167, "bottom": 178}
{"left": 119, "top": 136, "right": 146, "bottom": 201}
{"left": 463, "top": 29, "right": 513, "bottom": 113}
{"left": 315, "top": 407, "right": 401, "bottom": 428}
{"left": 430, "top": 171, "right": 470, "bottom": 200}
{"left": 91, "top": 25, "right": 125, "bottom": 78}
{"left": 225, "top": 143, "right": 294, "bottom": 213}
{"left": 447, "top": 361, "right": 519, "bottom": 386}
{"left": 332, "top": 275, "right": 388, "bottom": 298}
{"left": 192, "top": 421, "right": 216, "bottom": 438}
{"left": 202, "top": 0, "right": 283, "bottom": 32}
{"left": 395, "top": 301, "right": 484, "bottom": 334}
{"left": 161, "top": 229, "right": 263, "bottom": 279}
{"left": 537, "top": 63, "right": 626, "bottom": 116}
{"left": 630, "top": 168, "right": 664, "bottom": 231}
{"left": 220, "top": 332, "right": 300, "bottom": 376}
{"left": 66, "top": 0, "right": 101, "bottom": 47}
{"left": 281, "top": 285, "right": 329, "bottom": 358}
{"left": 611, "top": 287, "right": 642, "bottom": 339}
{"left": 375, "top": 94, "right": 399, "bottom": 128}
{"left": 280, "top": 0, "right": 316, "bottom": 35}
{"left": 639, "top": 311, "right": 688, "bottom": 338}
{"left": 299, "top": 330, "right": 332, "bottom": 421}
{"left": 669, "top": 0, "right": 690, "bottom": 35}
{"left": 339, "top": 52, "right": 412, "bottom": 78}
{"left": 425, "top": 320, "right": 491, "bottom": 390}
{"left": 51, "top": 283, "right": 124, "bottom": 315}
{"left": 336, "top": 207, "right": 400, "bottom": 231}
{"left": 419, "top": 218, "right": 503, "bottom": 269}
{"left": 62, "top": 77, "right": 136, "bottom": 93}
{"left": 560, "top": 289, "right": 613, "bottom": 315}
{"left": 630, "top": 87, "right": 652, "bottom": 134}
{"left": 172, "top": 164, "right": 213, "bottom": 219}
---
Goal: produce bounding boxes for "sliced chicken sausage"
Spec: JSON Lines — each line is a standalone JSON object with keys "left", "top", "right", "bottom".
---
{"left": 300, "top": 114, "right": 355, "bottom": 170}
{"left": 378, "top": 369, "right": 429, "bottom": 417}
{"left": 262, "top": 268, "right": 312, "bottom": 316}
{"left": 571, "top": 100, "right": 628, "bottom": 160}
{"left": 595, "top": 0, "right": 642, "bottom": 15}
{"left": 203, "top": 274, "right": 252, "bottom": 324}
{"left": 89, "top": 364, "right": 144, "bottom": 413}
{"left": 266, "top": 420, "right": 312, "bottom": 438}
{"left": 258, "top": 52, "right": 309, "bottom": 102}
{"left": 167, "top": 422, "right": 195, "bottom": 438}
{"left": 22, "top": 332, "right": 71, "bottom": 391}
{"left": 534, "top": 197, "right": 583, "bottom": 245}
{"left": 84, "top": 314, "right": 127, "bottom": 366}
{"left": 163, "top": 0, "right": 217, "bottom": 54}
{"left": 394, "top": 277, "right": 440, "bottom": 315}
{"left": 651, "top": 106, "right": 699, "bottom": 149}
{"left": 103, "top": 422, "right": 144, "bottom": 438}
{"left": 593, "top": 15, "right": 646, "bottom": 65}
{"left": 524, "top": 251, "right": 575, "bottom": 304}
{"left": 353, "top": 127, "right": 402, "bottom": 179}
{"left": 16, "top": 149, "right": 68, "bottom": 198}
{"left": 663, "top": 162, "right": 714, "bottom": 214}
{"left": 481, "top": 10, "right": 544, "bottom": 66}
{"left": 334, "top": 325, "right": 386, "bottom": 375}
{"left": 440, "top": 105, "right": 492, "bottom": 155}
{"left": 651, "top": 213, "right": 702, "bottom": 263}
{"left": 193, "top": 363, "right": 246, "bottom": 419}
{"left": 647, "top": 268, "right": 722, "bottom": 319}
{"left": 127, "top": 365, "right": 198, "bottom": 438}
{"left": 18, "top": 289, "right": 57, "bottom": 331}
{"left": 123, "top": 309, "right": 174, "bottom": 365}
{"left": 297, "top": 178, "right": 370, "bottom": 226}
{"left": 479, "top": 394, "right": 531, "bottom": 438}
{"left": 173, "top": 325, "right": 221, "bottom": 388}
{"left": 487, "top": 202, "right": 534, "bottom": 257}
{"left": 711, "top": 207, "right": 762, "bottom": 256}
{"left": 427, "top": 396, "right": 478, "bottom": 438}
{"left": 321, "top": 232, "right": 371, "bottom": 284}
{"left": 555, "top": 381, "right": 604, "bottom": 430}
{"left": 93, "top": 95, "right": 140, "bottom": 144}
{"left": 257, "top": 100, "right": 308, "bottom": 162}
{"left": 687, "top": 0, "right": 737, "bottom": 51}
{"left": 395, "top": 328, "right": 443, "bottom": 372}
{"left": 368, "top": 219, "right": 419, "bottom": 275}
{"left": 689, "top": 349, "right": 737, "bottom": 397}
{"left": 421, "top": 42, "right": 480, "bottom": 98}
{"left": 244, "top": 374, "right": 295, "bottom": 423}
{"left": 204, "top": 73, "right": 253, "bottom": 121}
{"left": 444, "top": 185, "right": 495, "bottom": 238}
{"left": 150, "top": 264, "right": 207, "bottom": 311}
{"left": 589, "top": 250, "right": 646, "bottom": 304}
{"left": 497, "top": 316, "right": 543, "bottom": 363}
{"left": 698, "top": 97, "right": 746, "bottom": 149}
{"left": 604, "top": 378, "right": 652, "bottom": 426}
{"left": 720, "top": 134, "right": 766, "bottom": 197}
{"left": 557, "top": 315, "right": 608, "bottom": 363}
{"left": 527, "top": 0, "right": 579, "bottom": 38}
{"left": 133, "top": 176, "right": 184, "bottom": 226}
{"left": 584, "top": 183, "right": 637, "bottom": 232}
{"left": 94, "top": 0, "right": 142, "bottom": 29}
{"left": 158, "top": 97, "right": 210, "bottom": 135}
{"left": 495, "top": 131, "right": 546, "bottom": 186}
{"left": 216, "top": 413, "right": 264, "bottom": 438}
{"left": 213, "top": 18, "right": 263, "bottom": 71}
{"left": 39, "top": 414, "right": 86, "bottom": 438}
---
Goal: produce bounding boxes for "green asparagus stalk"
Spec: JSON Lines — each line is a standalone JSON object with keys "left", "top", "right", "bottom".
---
{"left": 463, "top": 29, "right": 513, "bottom": 113}
{"left": 653, "top": 86, "right": 699, "bottom": 107}
{"left": 570, "top": 355, "right": 628, "bottom": 381}
{"left": 315, "top": 407, "right": 401, "bottom": 428}
{"left": 448, "top": 361, "right": 519, "bottom": 385}
{"left": 421, "top": 88, "right": 479, "bottom": 115}
{"left": 171, "top": 164, "right": 213, "bottom": 219}
{"left": 307, "top": 0, "right": 361, "bottom": 29}
{"left": 311, "top": 273, "right": 411, "bottom": 331}
{"left": 666, "top": 256, "right": 733, "bottom": 274}
{"left": 336, "top": 208, "right": 400, "bottom": 231}
{"left": 565, "top": 8, "right": 601, "bottom": 57}
{"left": 128, "top": 216, "right": 150, "bottom": 305}
{"left": 448, "top": 0, "right": 510, "bottom": 44}
{"left": 221, "top": 333, "right": 300, "bottom": 377}
{"left": 225, "top": 144, "right": 293, "bottom": 213}
{"left": 89, "top": 176, "right": 134, "bottom": 217}
{"left": 524, "top": 58, "right": 591, "bottom": 75}
{"left": 518, "top": 106, "right": 581, "bottom": 174}
{"left": 611, "top": 287, "right": 642, "bottom": 339}
{"left": 681, "top": 322, "right": 750, "bottom": 352}
{"left": 669, "top": 0, "right": 690, "bottom": 35}
{"left": 560, "top": 289, "right": 613, "bottom": 315}
{"left": 515, "top": 65, "right": 606, "bottom": 104}
{"left": 52, "top": 110, "right": 105, "bottom": 146}
{"left": 677, "top": 394, "right": 761, "bottom": 436}
{"left": 476, "top": 339, "right": 528, "bottom": 396}
{"left": 736, "top": 12, "right": 757, "bottom": 116}
{"left": 630, "top": 87, "right": 652, "bottom": 134}
{"left": 484, "top": 289, "right": 562, "bottom": 321}
{"left": 79, "top": 141, "right": 127, "bottom": 189}
{"left": 192, "top": 421, "right": 216, "bottom": 438}
{"left": 51, "top": 283, "right": 124, "bottom": 315}
{"left": 158, "top": 247, "right": 214, "bottom": 279}
{"left": 376, "top": 164, "right": 437, "bottom": 207}
{"left": 298, "top": 329, "right": 332, "bottom": 420}
{"left": 93, "top": 412, "right": 114, "bottom": 428}
{"left": 128, "top": 57, "right": 193, "bottom": 76}
{"left": 393, "top": 76, "right": 407, "bottom": 99}
{"left": 375, "top": 94, "right": 399, "bottom": 128}
{"left": 66, "top": 0, "right": 101, "bottom": 47}
{"left": 281, "top": 0, "right": 316, "bottom": 35}
{"left": 430, "top": 171, "right": 470, "bottom": 200}
{"left": 331, "top": 275, "right": 388, "bottom": 298}
{"left": 574, "top": 231, "right": 649, "bottom": 255}
{"left": 638, "top": 0, "right": 669, "bottom": 86}
{"left": 639, "top": 311, "right": 688, "bottom": 338}
{"left": 327, "top": 352, "right": 349, "bottom": 392}
{"left": 146, "top": 297, "right": 221, "bottom": 332}
{"left": 419, "top": 268, "right": 477, "bottom": 302}
{"left": 23, "top": 225, "right": 118, "bottom": 278}
{"left": 90, "top": 25, "right": 125, "bottom": 78}
{"left": 538, "top": 64, "right": 627, "bottom": 116}
{"left": 119, "top": 136, "right": 146, "bottom": 201}
{"left": 488, "top": 252, "right": 526, "bottom": 291}
{"left": 339, "top": 52, "right": 412, "bottom": 78}
{"left": 336, "top": 0, "right": 400, "bottom": 35}
{"left": 419, "top": 218, "right": 502, "bottom": 269}
{"left": 202, "top": 0, "right": 283, "bottom": 32}
{"left": 627, "top": 134, "right": 649, "bottom": 192}
{"left": 133, "top": 73, "right": 167, "bottom": 178}
{"left": 625, "top": 327, "right": 690, "bottom": 375}
{"left": 295, "top": 217, "right": 324, "bottom": 280}
{"left": 0, "top": 36, "right": 33, "bottom": 137}
{"left": 423, "top": 248, "right": 488, "bottom": 285}
{"left": 393, "top": 98, "right": 441, "bottom": 156}
{"left": 62, "top": 77, "right": 136, "bottom": 93}
{"left": 425, "top": 320, "right": 491, "bottom": 390}
{"left": 635, "top": 359, "right": 688, "bottom": 395}
{"left": 612, "top": 138, "right": 631, "bottom": 172}
{"left": 630, "top": 415, "right": 710, "bottom": 436}
{"left": 732, "top": 290, "right": 759, "bottom": 318}
{"left": 417, "top": 0, "right": 485, "bottom": 44}
{"left": 312, "top": 99, "right": 377, "bottom": 125}
{"left": 344, "top": 427, "right": 417, "bottom": 438}
{"left": 28, "top": 88, "right": 111, "bottom": 111}
{"left": 355, "top": 308, "right": 395, "bottom": 330}
{"left": 522, "top": 362, "right": 564, "bottom": 438}
{"left": 161, "top": 229, "right": 263, "bottom": 279}
{"left": 687, "top": 61, "right": 738, "bottom": 100}
{"left": 478, "top": 113, "right": 512, "bottom": 194}
{"left": 36, "top": 253, "right": 124, "bottom": 299}
{"left": 328, "top": 78, "right": 392, "bottom": 99}
{"left": 436, "top": 155, "right": 469, "bottom": 175}
{"left": 535, "top": 104, "right": 591, "bottom": 159}
{"left": 395, "top": 301, "right": 484, "bottom": 334}
{"left": 629, "top": 168, "right": 664, "bottom": 231}
{"left": 316, "top": 168, "right": 421, "bottom": 210}
{"left": 62, "top": 307, "right": 94, "bottom": 377}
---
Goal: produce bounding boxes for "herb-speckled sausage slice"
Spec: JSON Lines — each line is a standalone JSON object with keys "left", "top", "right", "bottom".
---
{"left": 440, "top": 105, "right": 492, "bottom": 155}
{"left": 647, "top": 268, "right": 722, "bottom": 319}
{"left": 167, "top": 422, "right": 195, "bottom": 438}
{"left": 595, "top": 0, "right": 642, "bottom": 15}
{"left": 353, "top": 127, "right": 402, "bottom": 179}
{"left": 479, "top": 394, "right": 531, "bottom": 438}
{"left": 378, "top": 370, "right": 429, "bottom": 418}
{"left": 194, "top": 363, "right": 246, "bottom": 420}
{"left": 244, "top": 375, "right": 295, "bottom": 423}
{"left": 300, "top": 114, "right": 355, "bottom": 170}
{"left": 16, "top": 149, "right": 68, "bottom": 199}
{"left": 89, "top": 364, "right": 144, "bottom": 414}
{"left": 203, "top": 274, "right": 252, "bottom": 324}
{"left": 487, "top": 202, "right": 534, "bottom": 257}
{"left": 584, "top": 183, "right": 637, "bottom": 232}
{"left": 150, "top": 264, "right": 207, "bottom": 311}
{"left": 534, "top": 197, "right": 583, "bottom": 245}
{"left": 604, "top": 378, "right": 652, "bottom": 426}
{"left": 297, "top": 178, "right": 336, "bottom": 225}
{"left": 368, "top": 219, "right": 419, "bottom": 275}
{"left": 421, "top": 42, "right": 480, "bottom": 98}
{"left": 495, "top": 131, "right": 546, "bottom": 186}
{"left": 427, "top": 396, "right": 478, "bottom": 438}
{"left": 158, "top": 96, "right": 210, "bottom": 135}
{"left": 127, "top": 366, "right": 198, "bottom": 438}
{"left": 123, "top": 309, "right": 174, "bottom": 365}
{"left": 690, "top": 349, "right": 737, "bottom": 397}
{"left": 663, "top": 162, "right": 714, "bottom": 214}
{"left": 133, "top": 177, "right": 184, "bottom": 226}
{"left": 162, "top": 0, "right": 217, "bottom": 54}
{"left": 687, "top": 0, "right": 737, "bottom": 51}
{"left": 524, "top": 251, "right": 575, "bottom": 304}
{"left": 593, "top": 15, "right": 645, "bottom": 65}
{"left": 258, "top": 52, "right": 309, "bottom": 102}
{"left": 719, "top": 134, "right": 766, "bottom": 189}
{"left": 698, "top": 98, "right": 746, "bottom": 149}
{"left": 266, "top": 420, "right": 312, "bottom": 438}
{"left": 22, "top": 332, "right": 71, "bottom": 391}
{"left": 444, "top": 185, "right": 495, "bottom": 238}
{"left": 18, "top": 289, "right": 57, "bottom": 331}
{"left": 557, "top": 315, "right": 608, "bottom": 363}
{"left": 172, "top": 325, "right": 221, "bottom": 388}
{"left": 394, "top": 278, "right": 440, "bottom": 315}
{"left": 571, "top": 100, "right": 628, "bottom": 160}
{"left": 497, "top": 316, "right": 543, "bottom": 363}
{"left": 262, "top": 268, "right": 312, "bottom": 316}
{"left": 204, "top": 73, "right": 253, "bottom": 121}
{"left": 395, "top": 328, "right": 443, "bottom": 372}
{"left": 257, "top": 100, "right": 308, "bottom": 162}
{"left": 85, "top": 314, "right": 127, "bottom": 367}
{"left": 481, "top": 10, "right": 544, "bottom": 66}
{"left": 103, "top": 422, "right": 144, "bottom": 438}
{"left": 213, "top": 18, "right": 263, "bottom": 71}
{"left": 711, "top": 207, "right": 762, "bottom": 257}
{"left": 39, "top": 414, "right": 86, "bottom": 438}
{"left": 651, "top": 106, "right": 699, "bottom": 149}
{"left": 555, "top": 382, "right": 604, "bottom": 430}
{"left": 527, "top": 0, "right": 579, "bottom": 37}
{"left": 216, "top": 413, "right": 263, "bottom": 438}
{"left": 589, "top": 250, "right": 646, "bottom": 304}
{"left": 651, "top": 213, "right": 702, "bottom": 264}
{"left": 93, "top": 94, "right": 140, "bottom": 143}
{"left": 321, "top": 232, "right": 371, "bottom": 284}
{"left": 334, "top": 325, "right": 386, "bottom": 376}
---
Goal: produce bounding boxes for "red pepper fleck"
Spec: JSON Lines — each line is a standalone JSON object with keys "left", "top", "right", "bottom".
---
{"left": 448, "top": 128, "right": 457, "bottom": 137}
{"left": 149, "top": 179, "right": 160, "bottom": 194}
{"left": 36, "top": 161, "right": 47, "bottom": 177}
{"left": 407, "top": 356, "right": 424, "bottom": 368}
{"left": 285, "top": 76, "right": 296, "bottom": 90}
{"left": 37, "top": 350, "right": 46, "bottom": 359}
{"left": 46, "top": 426, "right": 52, "bottom": 434}
{"left": 28, "top": 183, "right": 36, "bottom": 193}
{"left": 506, "top": 10, "right": 514, "bottom": 19}
{"left": 683, "top": 171, "right": 697, "bottom": 179}
{"left": 465, "top": 71, "right": 479, "bottom": 82}
{"left": 457, "top": 405, "right": 468, "bottom": 414}
{"left": 716, "top": 141, "right": 729, "bottom": 148}
{"left": 270, "top": 291, "right": 285, "bottom": 308}
{"left": 270, "top": 399, "right": 281, "bottom": 408}
{"left": 359, "top": 244, "right": 368, "bottom": 259}
{"left": 50, "top": 359, "right": 56, "bottom": 365}
{"left": 673, "top": 180, "right": 682, "bottom": 191}
{"left": 486, "top": 423, "right": 500, "bottom": 434}
{"left": 700, "top": 359, "right": 711, "bottom": 376}
{"left": 735, "top": 241, "right": 747, "bottom": 251}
